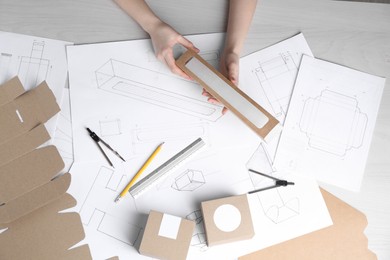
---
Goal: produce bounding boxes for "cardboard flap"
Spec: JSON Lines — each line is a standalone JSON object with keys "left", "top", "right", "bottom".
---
{"left": 57, "top": 245, "right": 93, "bottom": 260}
{"left": 0, "top": 77, "right": 25, "bottom": 106}
{"left": 0, "top": 193, "right": 91, "bottom": 260}
{"left": 0, "top": 173, "right": 71, "bottom": 224}
{"left": 0, "top": 79, "right": 60, "bottom": 144}
{"left": 0, "top": 145, "right": 65, "bottom": 203}
{"left": 0, "top": 124, "right": 50, "bottom": 167}
{"left": 240, "top": 189, "right": 376, "bottom": 260}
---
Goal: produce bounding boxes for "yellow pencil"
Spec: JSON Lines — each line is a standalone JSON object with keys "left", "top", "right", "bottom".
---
{"left": 115, "top": 142, "right": 164, "bottom": 203}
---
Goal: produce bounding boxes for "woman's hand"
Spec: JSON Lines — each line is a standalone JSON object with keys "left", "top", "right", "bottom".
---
{"left": 148, "top": 21, "right": 199, "bottom": 79}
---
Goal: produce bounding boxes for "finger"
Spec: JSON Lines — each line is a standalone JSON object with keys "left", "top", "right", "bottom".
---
{"left": 222, "top": 106, "right": 228, "bottom": 115}
{"left": 164, "top": 53, "right": 191, "bottom": 79}
{"left": 227, "top": 63, "right": 239, "bottom": 85}
{"left": 207, "top": 97, "right": 220, "bottom": 104}
{"left": 202, "top": 89, "right": 212, "bottom": 97}
{"left": 177, "top": 36, "right": 200, "bottom": 52}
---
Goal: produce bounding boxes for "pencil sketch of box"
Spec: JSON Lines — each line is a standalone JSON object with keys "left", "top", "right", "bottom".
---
{"left": 300, "top": 90, "right": 367, "bottom": 157}
{"left": 171, "top": 169, "right": 206, "bottom": 192}
{"left": 95, "top": 59, "right": 223, "bottom": 121}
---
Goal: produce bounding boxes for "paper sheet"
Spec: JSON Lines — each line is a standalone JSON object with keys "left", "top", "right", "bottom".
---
{"left": 239, "top": 33, "right": 313, "bottom": 159}
{"left": 52, "top": 89, "right": 74, "bottom": 174}
{"left": 0, "top": 31, "right": 72, "bottom": 137}
{"left": 274, "top": 55, "right": 385, "bottom": 191}
{"left": 66, "top": 33, "right": 331, "bottom": 259}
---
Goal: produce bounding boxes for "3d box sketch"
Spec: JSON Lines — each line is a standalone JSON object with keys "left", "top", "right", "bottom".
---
{"left": 171, "top": 169, "right": 206, "bottom": 192}
{"left": 95, "top": 59, "right": 223, "bottom": 121}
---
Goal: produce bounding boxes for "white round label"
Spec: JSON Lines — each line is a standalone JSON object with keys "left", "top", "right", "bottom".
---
{"left": 213, "top": 204, "right": 241, "bottom": 232}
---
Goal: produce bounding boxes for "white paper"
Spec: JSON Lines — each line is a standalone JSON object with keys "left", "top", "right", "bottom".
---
{"left": 66, "top": 33, "right": 331, "bottom": 259}
{"left": 159, "top": 214, "right": 182, "bottom": 240}
{"left": 0, "top": 31, "right": 72, "bottom": 137}
{"left": 239, "top": 33, "right": 314, "bottom": 159}
{"left": 274, "top": 55, "right": 385, "bottom": 191}
{"left": 52, "top": 89, "right": 74, "bottom": 175}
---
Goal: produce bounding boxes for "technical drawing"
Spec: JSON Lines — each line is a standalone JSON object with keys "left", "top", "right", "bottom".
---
{"left": 53, "top": 90, "right": 74, "bottom": 174}
{"left": 95, "top": 59, "right": 223, "bottom": 121}
{"left": 18, "top": 41, "right": 50, "bottom": 87}
{"left": 253, "top": 52, "right": 299, "bottom": 120}
{"left": 78, "top": 166, "right": 143, "bottom": 246}
{"left": 171, "top": 169, "right": 206, "bottom": 191}
{"left": 299, "top": 90, "right": 367, "bottom": 157}
{"left": 130, "top": 121, "right": 210, "bottom": 156}
{"left": 186, "top": 210, "right": 207, "bottom": 251}
{"left": 99, "top": 118, "right": 122, "bottom": 137}
{"left": 246, "top": 144, "right": 300, "bottom": 224}
{"left": 248, "top": 170, "right": 300, "bottom": 224}
{"left": 245, "top": 142, "right": 275, "bottom": 179}
{"left": 0, "top": 52, "right": 12, "bottom": 83}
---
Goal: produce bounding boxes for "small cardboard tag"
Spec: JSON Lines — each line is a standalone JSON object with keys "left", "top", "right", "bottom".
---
{"left": 201, "top": 194, "right": 254, "bottom": 246}
{"left": 139, "top": 210, "right": 195, "bottom": 260}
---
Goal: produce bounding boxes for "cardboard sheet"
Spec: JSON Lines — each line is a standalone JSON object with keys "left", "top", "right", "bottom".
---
{"left": 0, "top": 76, "right": 91, "bottom": 259}
{"left": 0, "top": 193, "right": 91, "bottom": 260}
{"left": 240, "top": 189, "right": 376, "bottom": 260}
{"left": 0, "top": 77, "right": 60, "bottom": 144}
{"left": 0, "top": 145, "right": 64, "bottom": 203}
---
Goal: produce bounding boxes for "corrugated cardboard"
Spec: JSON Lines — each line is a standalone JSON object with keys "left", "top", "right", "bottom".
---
{"left": 176, "top": 50, "right": 280, "bottom": 141}
{"left": 139, "top": 210, "right": 195, "bottom": 260}
{"left": 0, "top": 76, "right": 91, "bottom": 259}
{"left": 0, "top": 76, "right": 25, "bottom": 106}
{"left": 240, "top": 189, "right": 376, "bottom": 260}
{"left": 0, "top": 124, "right": 50, "bottom": 167}
{"left": 0, "top": 173, "right": 71, "bottom": 224}
{"left": 201, "top": 194, "right": 254, "bottom": 246}
{"left": 0, "top": 193, "right": 91, "bottom": 260}
{"left": 0, "top": 145, "right": 64, "bottom": 203}
{"left": 0, "top": 76, "right": 60, "bottom": 144}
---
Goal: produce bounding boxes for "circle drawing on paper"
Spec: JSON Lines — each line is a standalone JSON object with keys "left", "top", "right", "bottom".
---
{"left": 213, "top": 204, "right": 241, "bottom": 232}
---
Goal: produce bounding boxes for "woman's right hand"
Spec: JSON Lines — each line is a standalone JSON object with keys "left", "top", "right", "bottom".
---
{"left": 148, "top": 21, "right": 199, "bottom": 79}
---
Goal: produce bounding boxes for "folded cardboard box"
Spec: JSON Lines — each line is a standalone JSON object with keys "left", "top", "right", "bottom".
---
{"left": 139, "top": 210, "right": 195, "bottom": 260}
{"left": 201, "top": 194, "right": 254, "bottom": 247}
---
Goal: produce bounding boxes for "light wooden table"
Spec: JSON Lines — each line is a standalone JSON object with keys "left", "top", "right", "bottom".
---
{"left": 1, "top": 0, "right": 389, "bottom": 259}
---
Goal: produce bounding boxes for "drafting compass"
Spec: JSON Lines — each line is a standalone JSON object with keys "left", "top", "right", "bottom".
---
{"left": 86, "top": 128, "right": 126, "bottom": 168}
{"left": 248, "top": 169, "right": 294, "bottom": 194}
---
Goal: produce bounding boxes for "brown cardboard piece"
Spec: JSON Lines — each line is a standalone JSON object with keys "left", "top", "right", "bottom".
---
{"left": 0, "top": 193, "right": 91, "bottom": 260}
{"left": 0, "top": 173, "right": 71, "bottom": 224}
{"left": 0, "top": 76, "right": 60, "bottom": 145}
{"left": 0, "top": 76, "right": 92, "bottom": 259}
{"left": 240, "top": 189, "right": 377, "bottom": 260}
{"left": 139, "top": 210, "right": 196, "bottom": 260}
{"left": 0, "top": 124, "right": 50, "bottom": 167}
{"left": 201, "top": 194, "right": 254, "bottom": 247}
{"left": 0, "top": 76, "right": 25, "bottom": 106}
{"left": 176, "top": 50, "right": 280, "bottom": 141}
{"left": 0, "top": 145, "right": 65, "bottom": 203}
